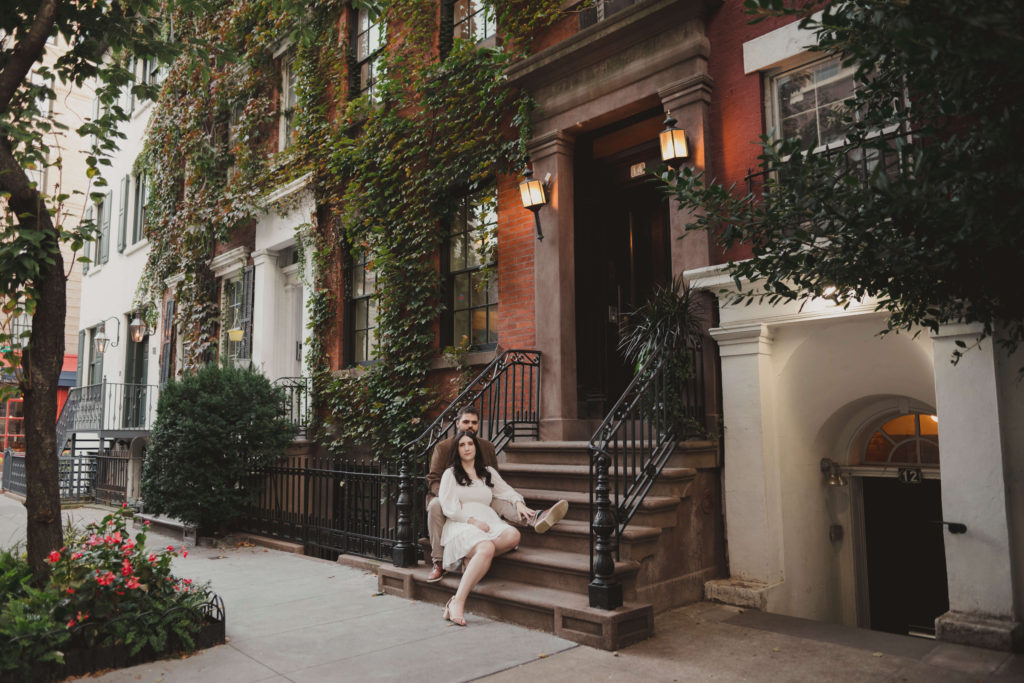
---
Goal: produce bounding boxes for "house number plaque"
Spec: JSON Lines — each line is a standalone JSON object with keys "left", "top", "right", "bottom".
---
{"left": 630, "top": 163, "right": 646, "bottom": 178}
{"left": 897, "top": 468, "right": 922, "bottom": 484}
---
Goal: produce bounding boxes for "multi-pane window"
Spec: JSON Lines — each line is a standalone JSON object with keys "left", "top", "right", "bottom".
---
{"left": 453, "top": 0, "right": 496, "bottom": 44}
{"left": 350, "top": 250, "right": 378, "bottom": 363}
{"left": 280, "top": 55, "right": 298, "bottom": 150}
{"left": 132, "top": 171, "right": 147, "bottom": 243}
{"left": 221, "top": 267, "right": 253, "bottom": 365}
{"left": 87, "top": 326, "right": 104, "bottom": 384}
{"left": 2, "top": 398, "right": 25, "bottom": 453}
{"left": 354, "top": 8, "right": 385, "bottom": 100}
{"left": 771, "top": 56, "right": 857, "bottom": 150}
{"left": 862, "top": 413, "right": 940, "bottom": 467}
{"left": 448, "top": 185, "right": 498, "bottom": 348}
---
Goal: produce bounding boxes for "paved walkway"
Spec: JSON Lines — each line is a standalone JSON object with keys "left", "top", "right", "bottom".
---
{"left": 1, "top": 495, "right": 1021, "bottom": 682}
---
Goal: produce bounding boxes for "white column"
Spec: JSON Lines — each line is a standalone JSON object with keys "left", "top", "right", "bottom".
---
{"left": 931, "top": 323, "right": 1023, "bottom": 650}
{"left": 705, "top": 323, "right": 785, "bottom": 611}
{"left": 251, "top": 249, "right": 281, "bottom": 379}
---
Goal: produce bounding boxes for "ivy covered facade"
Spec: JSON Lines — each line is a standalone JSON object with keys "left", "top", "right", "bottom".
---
{"left": 74, "top": 0, "right": 1024, "bottom": 652}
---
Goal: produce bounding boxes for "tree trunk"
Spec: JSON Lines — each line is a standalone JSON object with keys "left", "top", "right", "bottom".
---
{"left": 22, "top": 249, "right": 66, "bottom": 574}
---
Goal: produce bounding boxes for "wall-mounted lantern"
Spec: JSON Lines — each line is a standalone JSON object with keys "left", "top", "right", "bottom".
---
{"left": 659, "top": 111, "right": 689, "bottom": 166}
{"left": 128, "top": 314, "right": 147, "bottom": 343}
{"left": 519, "top": 167, "right": 551, "bottom": 241}
{"left": 93, "top": 317, "right": 121, "bottom": 355}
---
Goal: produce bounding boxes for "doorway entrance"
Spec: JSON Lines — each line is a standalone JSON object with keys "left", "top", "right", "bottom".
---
{"left": 574, "top": 113, "right": 671, "bottom": 418}
{"left": 856, "top": 411, "right": 948, "bottom": 637}
{"left": 122, "top": 327, "right": 149, "bottom": 429}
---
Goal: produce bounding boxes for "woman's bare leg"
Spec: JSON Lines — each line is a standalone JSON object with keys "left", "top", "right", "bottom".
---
{"left": 450, "top": 541, "right": 495, "bottom": 620}
{"left": 491, "top": 527, "right": 521, "bottom": 556}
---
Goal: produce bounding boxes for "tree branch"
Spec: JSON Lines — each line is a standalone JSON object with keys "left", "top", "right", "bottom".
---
{"left": 0, "top": 0, "right": 60, "bottom": 114}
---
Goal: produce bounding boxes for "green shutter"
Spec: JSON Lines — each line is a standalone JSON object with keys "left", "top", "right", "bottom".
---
{"left": 100, "top": 192, "right": 111, "bottom": 264}
{"left": 117, "top": 175, "right": 128, "bottom": 253}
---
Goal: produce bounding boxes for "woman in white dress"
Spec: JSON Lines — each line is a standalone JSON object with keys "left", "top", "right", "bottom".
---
{"left": 437, "top": 430, "right": 532, "bottom": 626}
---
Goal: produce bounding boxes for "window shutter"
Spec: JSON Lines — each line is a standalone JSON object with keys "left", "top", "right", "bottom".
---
{"left": 75, "top": 331, "right": 85, "bottom": 387}
{"left": 159, "top": 298, "right": 176, "bottom": 385}
{"left": 117, "top": 175, "right": 128, "bottom": 253}
{"left": 82, "top": 205, "right": 93, "bottom": 274}
{"left": 100, "top": 193, "right": 111, "bottom": 263}
{"left": 241, "top": 265, "right": 254, "bottom": 360}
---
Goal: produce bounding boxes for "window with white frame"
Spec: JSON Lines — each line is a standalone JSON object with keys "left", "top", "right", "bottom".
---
{"left": 769, "top": 56, "right": 857, "bottom": 151}
{"left": 353, "top": 8, "right": 385, "bottom": 100}
{"left": 349, "top": 249, "right": 377, "bottom": 364}
{"left": 221, "top": 267, "right": 253, "bottom": 365}
{"left": 279, "top": 54, "right": 298, "bottom": 150}
{"left": 446, "top": 183, "right": 498, "bottom": 348}
{"left": 453, "top": 0, "right": 496, "bottom": 44}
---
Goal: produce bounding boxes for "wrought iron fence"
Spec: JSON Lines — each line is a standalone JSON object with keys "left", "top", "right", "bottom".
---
{"left": 93, "top": 451, "right": 131, "bottom": 504}
{"left": 587, "top": 339, "right": 706, "bottom": 610}
{"left": 239, "top": 349, "right": 541, "bottom": 563}
{"left": 1, "top": 452, "right": 98, "bottom": 500}
{"left": 273, "top": 376, "right": 312, "bottom": 439}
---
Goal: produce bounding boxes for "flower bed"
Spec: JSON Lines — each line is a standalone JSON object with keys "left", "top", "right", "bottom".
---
{"left": 0, "top": 505, "right": 225, "bottom": 682}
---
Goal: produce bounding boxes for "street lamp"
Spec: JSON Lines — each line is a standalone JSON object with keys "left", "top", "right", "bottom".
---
{"left": 519, "top": 167, "right": 551, "bottom": 241}
{"left": 659, "top": 111, "right": 689, "bottom": 166}
{"left": 93, "top": 316, "right": 122, "bottom": 354}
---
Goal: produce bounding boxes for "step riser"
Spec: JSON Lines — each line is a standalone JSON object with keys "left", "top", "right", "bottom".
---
{"left": 503, "top": 450, "right": 591, "bottom": 466}
{"left": 518, "top": 531, "right": 658, "bottom": 562}
{"left": 503, "top": 472, "right": 691, "bottom": 498}
{"left": 519, "top": 497, "right": 679, "bottom": 529}
{"left": 486, "top": 556, "right": 637, "bottom": 597}
{"left": 503, "top": 443, "right": 717, "bottom": 470}
{"left": 415, "top": 581, "right": 555, "bottom": 632}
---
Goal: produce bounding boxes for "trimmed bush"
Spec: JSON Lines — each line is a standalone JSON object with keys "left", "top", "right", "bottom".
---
{"left": 142, "top": 365, "right": 295, "bottom": 533}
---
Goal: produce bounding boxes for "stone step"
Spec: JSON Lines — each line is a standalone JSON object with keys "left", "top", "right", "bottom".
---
{"left": 518, "top": 518, "right": 661, "bottom": 562}
{"left": 486, "top": 545, "right": 639, "bottom": 595}
{"left": 378, "top": 565, "right": 654, "bottom": 650}
{"left": 501, "top": 463, "right": 696, "bottom": 497}
{"left": 516, "top": 487, "right": 681, "bottom": 529}
{"left": 502, "top": 440, "right": 718, "bottom": 470}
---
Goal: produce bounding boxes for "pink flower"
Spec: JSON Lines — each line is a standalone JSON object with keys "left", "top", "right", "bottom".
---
{"left": 76, "top": 611, "right": 88, "bottom": 622}
{"left": 95, "top": 571, "right": 115, "bottom": 587}
{"left": 148, "top": 553, "right": 157, "bottom": 564}
{"left": 165, "top": 545, "right": 174, "bottom": 552}
{"left": 71, "top": 552, "right": 83, "bottom": 560}
{"left": 126, "top": 577, "right": 141, "bottom": 589}
{"left": 122, "top": 502, "right": 129, "bottom": 508}
{"left": 182, "top": 549, "right": 188, "bottom": 558}
{"left": 67, "top": 619, "right": 76, "bottom": 628}
{"left": 143, "top": 520, "right": 151, "bottom": 526}
{"left": 66, "top": 588, "right": 75, "bottom": 595}
{"left": 111, "top": 531, "right": 123, "bottom": 543}
{"left": 121, "top": 559, "right": 134, "bottom": 576}
{"left": 121, "top": 539, "right": 136, "bottom": 552}
{"left": 47, "top": 551, "right": 61, "bottom": 563}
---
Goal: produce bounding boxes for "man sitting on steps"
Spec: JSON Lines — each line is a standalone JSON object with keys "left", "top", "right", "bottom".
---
{"left": 425, "top": 405, "right": 569, "bottom": 583}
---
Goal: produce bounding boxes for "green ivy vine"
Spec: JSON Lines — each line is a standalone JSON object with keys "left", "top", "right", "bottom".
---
{"left": 134, "top": 0, "right": 566, "bottom": 458}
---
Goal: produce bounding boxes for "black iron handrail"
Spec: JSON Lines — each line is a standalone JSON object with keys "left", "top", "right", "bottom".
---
{"left": 403, "top": 349, "right": 542, "bottom": 462}
{"left": 272, "top": 376, "right": 312, "bottom": 439}
{"left": 391, "top": 349, "right": 541, "bottom": 566}
{"left": 587, "top": 338, "right": 705, "bottom": 610}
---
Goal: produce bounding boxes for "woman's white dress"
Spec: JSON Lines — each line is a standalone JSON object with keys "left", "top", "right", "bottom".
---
{"left": 438, "top": 466, "right": 524, "bottom": 572}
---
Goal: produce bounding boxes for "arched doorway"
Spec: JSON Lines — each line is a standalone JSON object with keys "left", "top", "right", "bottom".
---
{"left": 852, "top": 411, "right": 949, "bottom": 638}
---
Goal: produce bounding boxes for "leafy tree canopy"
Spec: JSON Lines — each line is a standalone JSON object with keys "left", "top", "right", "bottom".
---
{"left": 664, "top": 0, "right": 1024, "bottom": 362}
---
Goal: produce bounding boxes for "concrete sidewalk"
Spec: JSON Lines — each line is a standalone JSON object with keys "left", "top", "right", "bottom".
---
{"left": 1, "top": 495, "right": 1021, "bottom": 682}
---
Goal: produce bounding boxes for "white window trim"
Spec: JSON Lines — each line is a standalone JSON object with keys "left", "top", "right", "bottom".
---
{"left": 742, "top": 12, "right": 823, "bottom": 75}
{"left": 278, "top": 53, "right": 297, "bottom": 152}
{"left": 210, "top": 246, "right": 250, "bottom": 279}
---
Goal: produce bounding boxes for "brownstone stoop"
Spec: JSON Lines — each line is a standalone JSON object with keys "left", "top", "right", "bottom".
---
{"left": 376, "top": 439, "right": 723, "bottom": 650}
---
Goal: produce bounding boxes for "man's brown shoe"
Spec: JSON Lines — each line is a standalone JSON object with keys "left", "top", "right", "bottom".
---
{"left": 531, "top": 499, "right": 568, "bottom": 534}
{"left": 426, "top": 561, "right": 445, "bottom": 583}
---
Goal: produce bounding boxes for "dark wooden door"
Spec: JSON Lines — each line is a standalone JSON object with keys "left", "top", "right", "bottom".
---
{"left": 575, "top": 142, "right": 671, "bottom": 418}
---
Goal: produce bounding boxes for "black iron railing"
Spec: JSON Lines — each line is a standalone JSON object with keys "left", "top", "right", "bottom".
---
{"left": 239, "top": 349, "right": 541, "bottom": 564}
{"left": 1, "top": 452, "right": 97, "bottom": 500}
{"left": 93, "top": 452, "right": 131, "bottom": 504}
{"left": 272, "top": 376, "right": 312, "bottom": 439}
{"left": 56, "top": 381, "right": 160, "bottom": 455}
{"left": 588, "top": 339, "right": 705, "bottom": 610}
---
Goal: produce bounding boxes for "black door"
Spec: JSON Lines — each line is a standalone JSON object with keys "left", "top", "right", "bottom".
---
{"left": 863, "top": 477, "right": 949, "bottom": 637}
{"left": 575, "top": 134, "right": 671, "bottom": 418}
{"left": 123, "top": 333, "right": 148, "bottom": 429}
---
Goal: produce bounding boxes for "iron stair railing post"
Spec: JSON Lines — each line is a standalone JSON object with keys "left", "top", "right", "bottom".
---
{"left": 589, "top": 448, "right": 622, "bottom": 609}
{"left": 392, "top": 449, "right": 417, "bottom": 567}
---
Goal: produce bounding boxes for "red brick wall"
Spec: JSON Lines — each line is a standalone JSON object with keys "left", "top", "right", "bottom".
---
{"left": 706, "top": 0, "right": 798, "bottom": 263}
{"left": 495, "top": 172, "right": 536, "bottom": 350}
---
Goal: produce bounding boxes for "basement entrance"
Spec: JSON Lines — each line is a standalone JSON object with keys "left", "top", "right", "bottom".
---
{"left": 859, "top": 412, "right": 948, "bottom": 638}
{"left": 574, "top": 112, "right": 671, "bottom": 418}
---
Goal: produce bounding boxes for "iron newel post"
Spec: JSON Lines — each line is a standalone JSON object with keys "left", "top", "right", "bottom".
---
{"left": 392, "top": 449, "right": 418, "bottom": 567}
{"left": 589, "top": 450, "right": 623, "bottom": 609}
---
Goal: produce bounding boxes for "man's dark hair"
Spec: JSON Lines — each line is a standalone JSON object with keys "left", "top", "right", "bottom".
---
{"left": 457, "top": 405, "right": 480, "bottom": 420}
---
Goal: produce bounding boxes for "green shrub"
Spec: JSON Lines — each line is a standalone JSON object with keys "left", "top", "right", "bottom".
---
{"left": 0, "top": 505, "right": 210, "bottom": 678}
{"left": 142, "top": 365, "right": 295, "bottom": 532}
